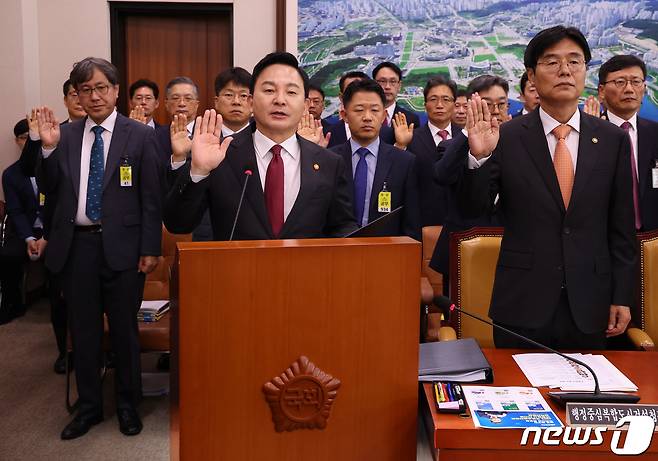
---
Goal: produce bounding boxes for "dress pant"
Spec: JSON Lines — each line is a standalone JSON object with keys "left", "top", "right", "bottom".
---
{"left": 47, "top": 272, "right": 67, "bottom": 355}
{"left": 61, "top": 230, "right": 143, "bottom": 417}
{"left": 0, "top": 236, "right": 26, "bottom": 320}
{"left": 493, "top": 287, "right": 607, "bottom": 350}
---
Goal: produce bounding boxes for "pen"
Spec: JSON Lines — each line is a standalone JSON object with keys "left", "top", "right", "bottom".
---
{"left": 438, "top": 381, "right": 446, "bottom": 402}
{"left": 446, "top": 383, "right": 455, "bottom": 401}
{"left": 442, "top": 383, "right": 451, "bottom": 401}
{"left": 433, "top": 382, "right": 441, "bottom": 406}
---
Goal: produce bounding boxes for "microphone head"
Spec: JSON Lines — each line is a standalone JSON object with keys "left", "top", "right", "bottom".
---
{"left": 243, "top": 163, "right": 255, "bottom": 176}
{"left": 450, "top": 303, "right": 455, "bottom": 311}
{"left": 433, "top": 295, "right": 454, "bottom": 312}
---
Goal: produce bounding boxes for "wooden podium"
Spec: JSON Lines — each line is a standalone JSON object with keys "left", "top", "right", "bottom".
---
{"left": 170, "top": 237, "right": 420, "bottom": 460}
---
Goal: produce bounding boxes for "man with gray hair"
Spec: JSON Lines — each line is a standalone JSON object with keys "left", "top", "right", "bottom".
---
{"left": 35, "top": 57, "right": 162, "bottom": 440}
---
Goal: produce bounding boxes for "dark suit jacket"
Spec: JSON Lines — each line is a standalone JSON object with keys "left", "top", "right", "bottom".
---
{"left": 2, "top": 161, "right": 41, "bottom": 240}
{"left": 326, "top": 120, "right": 395, "bottom": 149}
{"left": 155, "top": 123, "right": 173, "bottom": 165}
{"left": 36, "top": 113, "right": 162, "bottom": 273}
{"left": 407, "top": 123, "right": 463, "bottom": 227}
{"left": 164, "top": 127, "right": 358, "bottom": 240}
{"left": 321, "top": 118, "right": 332, "bottom": 136}
{"left": 449, "top": 109, "right": 637, "bottom": 334}
{"left": 393, "top": 104, "right": 421, "bottom": 129}
{"left": 637, "top": 117, "right": 658, "bottom": 231}
{"left": 331, "top": 141, "right": 421, "bottom": 241}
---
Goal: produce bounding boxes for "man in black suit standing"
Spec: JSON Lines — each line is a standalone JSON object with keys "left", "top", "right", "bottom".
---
{"left": 164, "top": 52, "right": 357, "bottom": 240}
{"left": 373, "top": 62, "right": 420, "bottom": 130}
{"left": 443, "top": 26, "right": 636, "bottom": 349}
{"left": 307, "top": 83, "right": 331, "bottom": 134}
{"left": 128, "top": 78, "right": 162, "bottom": 129}
{"left": 36, "top": 57, "right": 162, "bottom": 439}
{"left": 330, "top": 79, "right": 420, "bottom": 240}
{"left": 513, "top": 71, "right": 540, "bottom": 118}
{"left": 598, "top": 55, "right": 658, "bottom": 232}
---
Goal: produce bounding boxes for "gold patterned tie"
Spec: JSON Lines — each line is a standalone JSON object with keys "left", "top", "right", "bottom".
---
{"left": 552, "top": 124, "right": 574, "bottom": 208}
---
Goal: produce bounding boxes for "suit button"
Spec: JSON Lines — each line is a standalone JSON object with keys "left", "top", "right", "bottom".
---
{"left": 557, "top": 265, "right": 563, "bottom": 271}
{"left": 69, "top": 218, "right": 74, "bottom": 224}
{"left": 563, "top": 227, "right": 571, "bottom": 235}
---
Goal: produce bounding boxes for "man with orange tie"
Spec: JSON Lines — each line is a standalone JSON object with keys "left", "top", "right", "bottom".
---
{"left": 440, "top": 26, "right": 637, "bottom": 349}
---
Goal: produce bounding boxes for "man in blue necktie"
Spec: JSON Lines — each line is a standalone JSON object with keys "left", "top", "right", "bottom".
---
{"left": 36, "top": 57, "right": 162, "bottom": 440}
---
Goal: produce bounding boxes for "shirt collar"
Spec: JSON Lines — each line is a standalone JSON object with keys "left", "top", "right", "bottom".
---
{"left": 253, "top": 129, "right": 299, "bottom": 160}
{"left": 349, "top": 137, "right": 380, "bottom": 158}
{"left": 539, "top": 106, "right": 580, "bottom": 137}
{"left": 147, "top": 118, "right": 155, "bottom": 129}
{"left": 385, "top": 103, "right": 396, "bottom": 122}
{"left": 85, "top": 108, "right": 117, "bottom": 134}
{"left": 186, "top": 120, "right": 195, "bottom": 136}
{"left": 606, "top": 110, "right": 637, "bottom": 131}
{"left": 428, "top": 121, "right": 451, "bottom": 140}
{"left": 222, "top": 123, "right": 250, "bottom": 137}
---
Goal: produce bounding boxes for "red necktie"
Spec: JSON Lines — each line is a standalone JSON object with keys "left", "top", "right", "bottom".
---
{"left": 438, "top": 130, "right": 449, "bottom": 142}
{"left": 264, "top": 144, "right": 284, "bottom": 237}
{"left": 383, "top": 113, "right": 389, "bottom": 127}
{"left": 621, "top": 121, "right": 642, "bottom": 230}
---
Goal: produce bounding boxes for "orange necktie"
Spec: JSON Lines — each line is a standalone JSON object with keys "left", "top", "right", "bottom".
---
{"left": 552, "top": 124, "right": 574, "bottom": 208}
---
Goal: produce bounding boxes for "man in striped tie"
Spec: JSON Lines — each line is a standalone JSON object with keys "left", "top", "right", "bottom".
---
{"left": 436, "top": 26, "right": 637, "bottom": 350}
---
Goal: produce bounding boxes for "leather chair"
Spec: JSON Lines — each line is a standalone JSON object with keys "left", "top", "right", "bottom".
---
{"left": 626, "top": 230, "right": 658, "bottom": 351}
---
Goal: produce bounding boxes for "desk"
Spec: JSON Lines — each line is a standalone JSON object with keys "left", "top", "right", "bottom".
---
{"left": 421, "top": 349, "right": 658, "bottom": 460}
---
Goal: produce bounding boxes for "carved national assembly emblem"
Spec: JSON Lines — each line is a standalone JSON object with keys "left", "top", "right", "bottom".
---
{"left": 262, "top": 356, "right": 341, "bottom": 432}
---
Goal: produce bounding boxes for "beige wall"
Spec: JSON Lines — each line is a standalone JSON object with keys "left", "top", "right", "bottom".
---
{"left": 1, "top": 0, "right": 298, "bottom": 200}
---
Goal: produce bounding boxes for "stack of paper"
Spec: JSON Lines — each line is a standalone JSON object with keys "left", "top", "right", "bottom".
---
{"left": 138, "top": 300, "right": 170, "bottom": 322}
{"left": 512, "top": 353, "right": 638, "bottom": 392}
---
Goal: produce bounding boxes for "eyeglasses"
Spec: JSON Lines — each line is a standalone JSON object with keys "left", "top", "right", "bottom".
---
{"left": 603, "top": 78, "right": 645, "bottom": 89}
{"left": 219, "top": 92, "right": 249, "bottom": 101}
{"left": 484, "top": 101, "right": 508, "bottom": 112}
{"left": 536, "top": 57, "right": 586, "bottom": 73}
{"left": 426, "top": 96, "right": 455, "bottom": 105}
{"left": 168, "top": 95, "right": 198, "bottom": 103}
{"left": 79, "top": 84, "right": 111, "bottom": 97}
{"left": 376, "top": 78, "right": 400, "bottom": 87}
{"left": 133, "top": 95, "right": 155, "bottom": 102}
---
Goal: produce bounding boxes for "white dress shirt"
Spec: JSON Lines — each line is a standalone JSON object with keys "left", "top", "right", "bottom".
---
{"left": 349, "top": 137, "right": 380, "bottom": 226}
{"left": 147, "top": 119, "right": 155, "bottom": 129}
{"left": 221, "top": 123, "right": 250, "bottom": 138}
{"left": 385, "top": 104, "right": 396, "bottom": 125}
{"left": 186, "top": 120, "right": 195, "bottom": 138}
{"left": 606, "top": 110, "right": 638, "bottom": 169}
{"left": 43, "top": 110, "right": 117, "bottom": 225}
{"left": 344, "top": 121, "right": 352, "bottom": 141}
{"left": 428, "top": 121, "right": 452, "bottom": 146}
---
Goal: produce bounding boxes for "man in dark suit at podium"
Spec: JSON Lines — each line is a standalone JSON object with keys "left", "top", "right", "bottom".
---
{"left": 164, "top": 52, "right": 357, "bottom": 240}
{"left": 330, "top": 79, "right": 420, "bottom": 240}
{"left": 440, "top": 26, "right": 637, "bottom": 349}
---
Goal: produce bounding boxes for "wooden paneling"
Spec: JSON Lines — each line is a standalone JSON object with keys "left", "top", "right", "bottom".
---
{"left": 119, "top": 11, "right": 231, "bottom": 125}
{"left": 171, "top": 237, "right": 421, "bottom": 461}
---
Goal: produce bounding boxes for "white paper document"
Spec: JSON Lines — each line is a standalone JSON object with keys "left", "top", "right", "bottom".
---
{"left": 512, "top": 353, "right": 638, "bottom": 392}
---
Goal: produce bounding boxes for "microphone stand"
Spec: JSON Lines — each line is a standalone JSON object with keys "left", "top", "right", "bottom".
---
{"left": 229, "top": 170, "right": 252, "bottom": 241}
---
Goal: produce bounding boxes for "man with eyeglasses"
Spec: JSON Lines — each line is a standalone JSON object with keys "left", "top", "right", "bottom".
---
{"left": 466, "top": 74, "right": 511, "bottom": 124}
{"left": 214, "top": 67, "right": 253, "bottom": 137}
{"left": 437, "top": 26, "right": 636, "bottom": 350}
{"left": 307, "top": 83, "right": 331, "bottom": 134}
{"left": 35, "top": 57, "right": 162, "bottom": 439}
{"left": 598, "top": 54, "right": 658, "bottom": 232}
{"left": 372, "top": 62, "right": 420, "bottom": 132}
{"left": 128, "top": 78, "right": 161, "bottom": 129}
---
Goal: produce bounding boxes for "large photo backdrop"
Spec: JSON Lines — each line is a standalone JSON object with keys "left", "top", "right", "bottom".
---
{"left": 298, "top": 0, "right": 658, "bottom": 121}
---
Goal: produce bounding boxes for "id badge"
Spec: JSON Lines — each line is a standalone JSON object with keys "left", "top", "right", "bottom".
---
{"left": 378, "top": 191, "right": 391, "bottom": 213}
{"left": 39, "top": 193, "right": 45, "bottom": 206}
{"left": 120, "top": 165, "right": 132, "bottom": 187}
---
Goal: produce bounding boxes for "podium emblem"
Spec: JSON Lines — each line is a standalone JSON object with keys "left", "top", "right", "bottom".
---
{"left": 262, "top": 356, "right": 341, "bottom": 432}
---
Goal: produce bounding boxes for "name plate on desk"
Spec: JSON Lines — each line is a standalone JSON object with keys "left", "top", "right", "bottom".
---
{"left": 567, "top": 403, "right": 658, "bottom": 429}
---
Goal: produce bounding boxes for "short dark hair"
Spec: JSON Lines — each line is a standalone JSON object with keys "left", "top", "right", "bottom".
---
{"left": 524, "top": 25, "right": 591, "bottom": 70}
{"left": 165, "top": 76, "right": 199, "bottom": 99}
{"left": 520, "top": 71, "right": 530, "bottom": 94}
{"left": 456, "top": 88, "right": 468, "bottom": 99}
{"left": 423, "top": 76, "right": 457, "bottom": 101}
{"left": 342, "top": 78, "right": 386, "bottom": 108}
{"left": 129, "top": 78, "right": 159, "bottom": 99}
{"left": 598, "top": 55, "right": 647, "bottom": 84}
{"left": 466, "top": 75, "right": 509, "bottom": 97}
{"left": 62, "top": 79, "right": 74, "bottom": 97}
{"left": 372, "top": 61, "right": 402, "bottom": 81}
{"left": 14, "top": 119, "right": 28, "bottom": 137}
{"left": 70, "top": 57, "right": 119, "bottom": 89}
{"left": 309, "top": 83, "right": 325, "bottom": 99}
{"left": 250, "top": 52, "right": 310, "bottom": 97}
{"left": 214, "top": 67, "right": 252, "bottom": 95}
{"left": 339, "top": 71, "right": 369, "bottom": 93}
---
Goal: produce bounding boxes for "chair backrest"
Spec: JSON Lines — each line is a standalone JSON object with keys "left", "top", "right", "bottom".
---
{"left": 638, "top": 230, "right": 658, "bottom": 342}
{"left": 162, "top": 225, "right": 192, "bottom": 269}
{"left": 449, "top": 227, "right": 504, "bottom": 348}
{"left": 421, "top": 225, "right": 443, "bottom": 297}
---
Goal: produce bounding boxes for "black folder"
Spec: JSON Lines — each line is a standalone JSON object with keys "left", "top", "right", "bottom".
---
{"left": 418, "top": 338, "right": 494, "bottom": 383}
{"left": 344, "top": 206, "right": 403, "bottom": 238}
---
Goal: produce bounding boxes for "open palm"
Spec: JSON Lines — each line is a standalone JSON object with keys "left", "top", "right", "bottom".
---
{"left": 36, "top": 106, "right": 60, "bottom": 148}
{"left": 466, "top": 94, "right": 499, "bottom": 159}
{"left": 190, "top": 109, "right": 233, "bottom": 176}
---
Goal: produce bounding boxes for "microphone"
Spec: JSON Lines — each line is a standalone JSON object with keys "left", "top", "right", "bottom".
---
{"left": 434, "top": 295, "right": 640, "bottom": 405}
{"left": 229, "top": 165, "right": 253, "bottom": 241}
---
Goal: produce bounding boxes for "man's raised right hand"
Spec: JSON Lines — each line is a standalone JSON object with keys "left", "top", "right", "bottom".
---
{"left": 190, "top": 109, "right": 233, "bottom": 177}
{"left": 466, "top": 93, "right": 500, "bottom": 160}
{"left": 36, "top": 106, "right": 60, "bottom": 149}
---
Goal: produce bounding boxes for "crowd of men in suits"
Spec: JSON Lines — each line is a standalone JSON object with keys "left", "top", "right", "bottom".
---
{"left": 1, "top": 24, "right": 657, "bottom": 440}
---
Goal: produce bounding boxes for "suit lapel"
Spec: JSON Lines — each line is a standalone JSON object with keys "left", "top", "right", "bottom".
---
{"left": 336, "top": 142, "right": 355, "bottom": 198}
{"left": 368, "top": 144, "right": 393, "bottom": 220}
{"left": 68, "top": 120, "right": 85, "bottom": 200}
{"left": 570, "top": 113, "right": 599, "bottom": 211}
{"left": 102, "top": 114, "right": 130, "bottom": 191}
{"left": 226, "top": 131, "right": 272, "bottom": 237}
{"left": 418, "top": 125, "right": 436, "bottom": 154}
{"left": 637, "top": 118, "right": 653, "bottom": 197}
{"left": 520, "top": 110, "right": 565, "bottom": 213}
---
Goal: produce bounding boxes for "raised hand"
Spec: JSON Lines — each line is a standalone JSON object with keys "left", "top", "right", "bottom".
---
{"left": 190, "top": 109, "right": 233, "bottom": 177}
{"left": 583, "top": 95, "right": 602, "bottom": 118}
{"left": 36, "top": 106, "right": 60, "bottom": 149}
{"left": 392, "top": 111, "right": 414, "bottom": 148}
{"left": 297, "top": 111, "right": 325, "bottom": 145}
{"left": 129, "top": 105, "right": 148, "bottom": 124}
{"left": 466, "top": 93, "right": 499, "bottom": 159}
{"left": 318, "top": 128, "right": 331, "bottom": 149}
{"left": 170, "top": 114, "right": 192, "bottom": 162}
{"left": 27, "top": 108, "right": 39, "bottom": 139}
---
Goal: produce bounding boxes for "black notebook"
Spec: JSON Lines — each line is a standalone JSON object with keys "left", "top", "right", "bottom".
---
{"left": 419, "top": 338, "right": 494, "bottom": 383}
